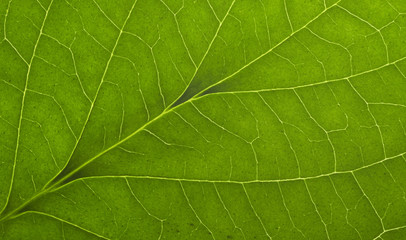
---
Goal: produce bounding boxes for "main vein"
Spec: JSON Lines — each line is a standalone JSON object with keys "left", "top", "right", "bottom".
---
{"left": 0, "top": 0, "right": 343, "bottom": 223}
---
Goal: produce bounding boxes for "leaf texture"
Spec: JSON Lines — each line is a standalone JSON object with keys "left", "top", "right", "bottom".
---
{"left": 1, "top": 0, "right": 406, "bottom": 239}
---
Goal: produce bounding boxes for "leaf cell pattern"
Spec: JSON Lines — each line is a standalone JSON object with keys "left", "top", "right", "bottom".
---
{"left": 1, "top": 0, "right": 406, "bottom": 239}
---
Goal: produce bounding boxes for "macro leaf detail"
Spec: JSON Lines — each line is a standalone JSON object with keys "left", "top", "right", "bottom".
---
{"left": 1, "top": 0, "right": 406, "bottom": 239}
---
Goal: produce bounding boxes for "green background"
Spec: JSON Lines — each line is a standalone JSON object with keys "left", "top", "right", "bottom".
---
{"left": 1, "top": 0, "right": 406, "bottom": 239}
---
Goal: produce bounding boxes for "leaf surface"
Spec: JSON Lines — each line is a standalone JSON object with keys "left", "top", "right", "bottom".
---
{"left": 1, "top": 0, "right": 406, "bottom": 239}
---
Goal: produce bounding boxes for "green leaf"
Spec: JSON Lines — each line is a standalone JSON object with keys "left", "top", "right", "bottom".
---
{"left": 1, "top": 0, "right": 406, "bottom": 239}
